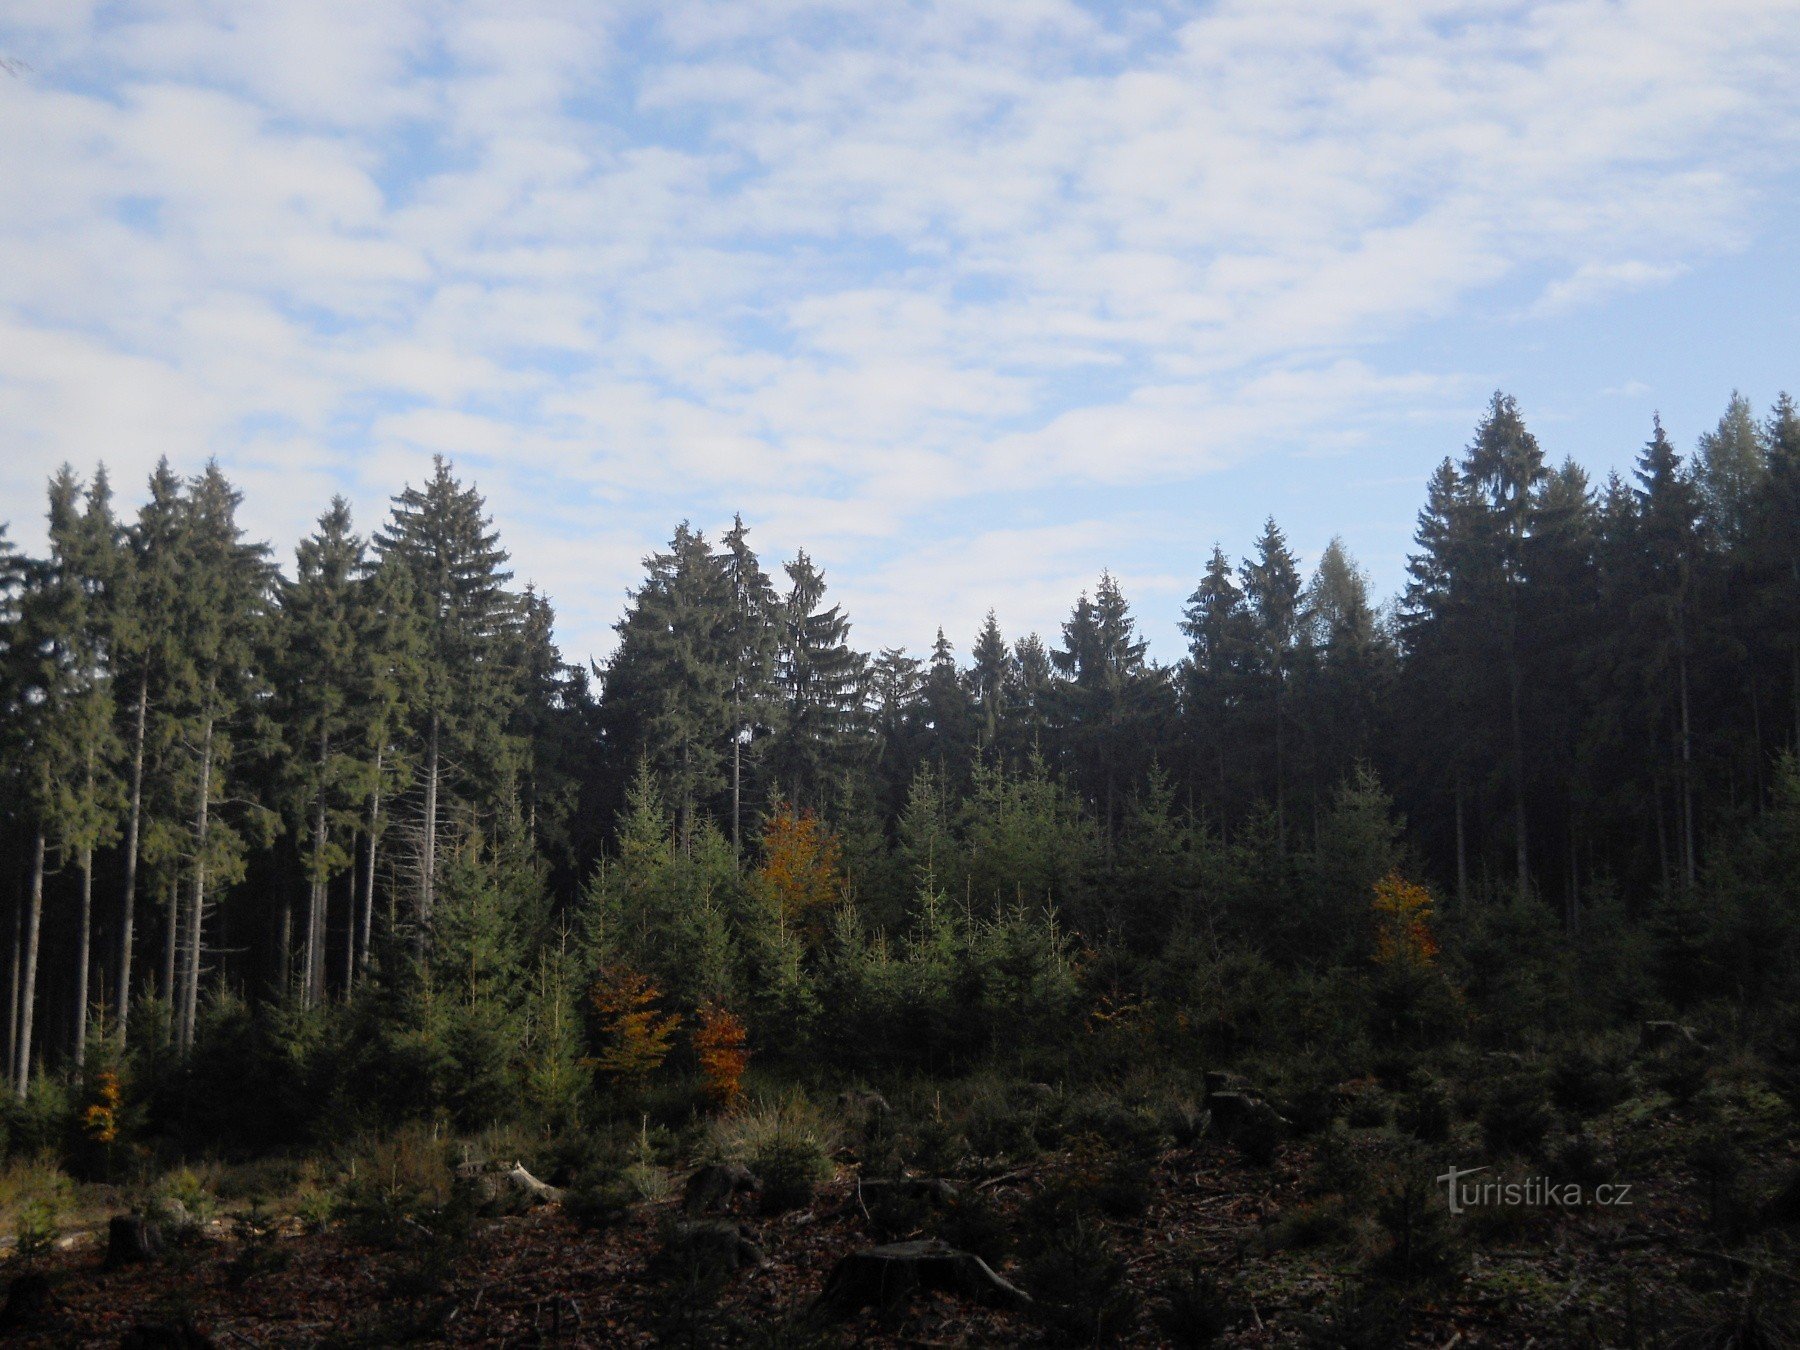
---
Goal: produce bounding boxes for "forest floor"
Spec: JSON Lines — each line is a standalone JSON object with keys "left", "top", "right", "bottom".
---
{"left": 5, "top": 1060, "right": 1799, "bottom": 1347}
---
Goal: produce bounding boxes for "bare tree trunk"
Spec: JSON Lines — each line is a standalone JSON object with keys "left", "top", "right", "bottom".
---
{"left": 1654, "top": 787, "right": 1671, "bottom": 897}
{"left": 75, "top": 843, "right": 93, "bottom": 1069}
{"left": 117, "top": 672, "right": 147, "bottom": 1038}
{"left": 1679, "top": 645, "right": 1696, "bottom": 891}
{"left": 5, "top": 877, "right": 20, "bottom": 1087}
{"left": 277, "top": 889, "right": 292, "bottom": 993}
{"left": 420, "top": 711, "right": 439, "bottom": 945}
{"left": 180, "top": 713, "right": 214, "bottom": 1052}
{"left": 1273, "top": 674, "right": 1286, "bottom": 855}
{"left": 342, "top": 866, "right": 356, "bottom": 993}
{"left": 731, "top": 703, "right": 743, "bottom": 861}
{"left": 1454, "top": 781, "right": 1469, "bottom": 907}
{"left": 358, "top": 746, "right": 382, "bottom": 975}
{"left": 15, "top": 829, "right": 45, "bottom": 1099}
{"left": 302, "top": 726, "right": 329, "bottom": 1008}
{"left": 1508, "top": 649, "right": 1529, "bottom": 902}
{"left": 160, "top": 877, "right": 176, "bottom": 1037}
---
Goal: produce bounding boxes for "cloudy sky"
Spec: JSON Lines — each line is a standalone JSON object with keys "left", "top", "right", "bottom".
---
{"left": 4, "top": 0, "right": 1799, "bottom": 667}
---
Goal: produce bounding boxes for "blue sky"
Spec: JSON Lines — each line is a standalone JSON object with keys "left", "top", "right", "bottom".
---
{"left": 4, "top": 0, "right": 1799, "bottom": 667}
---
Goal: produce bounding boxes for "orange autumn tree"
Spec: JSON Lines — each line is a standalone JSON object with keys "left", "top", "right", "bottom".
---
{"left": 756, "top": 801, "right": 844, "bottom": 935}
{"left": 82, "top": 1069, "right": 122, "bottom": 1146}
{"left": 1371, "top": 871, "right": 1439, "bottom": 970}
{"left": 588, "top": 968, "right": 682, "bottom": 1087}
{"left": 693, "top": 1002, "right": 751, "bottom": 1107}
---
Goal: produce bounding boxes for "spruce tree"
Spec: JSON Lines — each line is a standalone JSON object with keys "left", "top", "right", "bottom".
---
{"left": 1630, "top": 418, "right": 1702, "bottom": 889}
{"left": 373, "top": 457, "right": 521, "bottom": 943}
{"left": 114, "top": 460, "right": 188, "bottom": 1036}
{"left": 1050, "top": 573, "right": 1163, "bottom": 845}
{"left": 968, "top": 611, "right": 1013, "bottom": 755}
{"left": 721, "top": 516, "right": 778, "bottom": 856}
{"left": 1397, "top": 459, "right": 1484, "bottom": 902}
{"left": 276, "top": 499, "right": 375, "bottom": 1006}
{"left": 166, "top": 463, "right": 276, "bottom": 1051}
{"left": 1181, "top": 544, "right": 1253, "bottom": 837}
{"left": 1241, "top": 521, "right": 1303, "bottom": 852}
{"left": 1463, "top": 393, "right": 1549, "bottom": 899}
{"left": 603, "top": 523, "right": 732, "bottom": 849}
{"left": 768, "top": 551, "right": 867, "bottom": 810}
{"left": 56, "top": 469, "right": 127, "bottom": 1065}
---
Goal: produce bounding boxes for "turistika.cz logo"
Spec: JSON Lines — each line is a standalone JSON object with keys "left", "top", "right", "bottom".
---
{"left": 1435, "top": 1164, "right": 1634, "bottom": 1214}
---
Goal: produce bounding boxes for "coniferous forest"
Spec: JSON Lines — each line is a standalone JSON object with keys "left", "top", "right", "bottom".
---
{"left": 1, "top": 388, "right": 1799, "bottom": 1345}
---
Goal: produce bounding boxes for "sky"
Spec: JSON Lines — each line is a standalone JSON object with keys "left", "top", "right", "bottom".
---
{"left": 3, "top": 0, "right": 1799, "bottom": 669}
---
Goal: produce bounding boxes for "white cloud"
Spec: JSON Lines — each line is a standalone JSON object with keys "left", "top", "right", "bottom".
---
{"left": 2, "top": 0, "right": 1798, "bottom": 661}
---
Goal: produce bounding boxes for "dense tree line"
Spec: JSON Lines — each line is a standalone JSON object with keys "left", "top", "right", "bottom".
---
{"left": 0, "top": 389, "right": 1797, "bottom": 1126}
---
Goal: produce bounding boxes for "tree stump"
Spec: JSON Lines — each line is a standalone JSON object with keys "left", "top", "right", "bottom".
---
{"left": 854, "top": 1177, "right": 960, "bottom": 1207}
{"left": 105, "top": 1215, "right": 166, "bottom": 1269}
{"left": 653, "top": 1221, "right": 765, "bottom": 1280}
{"left": 1639, "top": 1020, "right": 1701, "bottom": 1053}
{"left": 818, "top": 1239, "right": 1030, "bottom": 1314}
{"left": 684, "top": 1163, "right": 761, "bottom": 1215}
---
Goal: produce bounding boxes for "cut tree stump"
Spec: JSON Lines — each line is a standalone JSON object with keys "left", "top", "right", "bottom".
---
{"left": 684, "top": 1163, "right": 761, "bottom": 1215}
{"left": 854, "top": 1177, "right": 960, "bottom": 1207}
{"left": 105, "top": 1215, "right": 166, "bottom": 1269}
{"left": 1639, "top": 1021, "right": 1701, "bottom": 1052}
{"left": 818, "top": 1239, "right": 1030, "bottom": 1314}
{"left": 838, "top": 1089, "right": 893, "bottom": 1121}
{"left": 653, "top": 1221, "right": 766, "bottom": 1279}
{"left": 470, "top": 1162, "right": 564, "bottom": 1208}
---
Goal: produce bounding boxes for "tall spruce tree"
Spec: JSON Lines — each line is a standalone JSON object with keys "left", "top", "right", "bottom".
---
{"left": 1463, "top": 393, "right": 1549, "bottom": 899}
{"left": 1397, "top": 459, "right": 1484, "bottom": 902}
{"left": 969, "top": 611, "right": 1012, "bottom": 755}
{"left": 721, "top": 516, "right": 778, "bottom": 857}
{"left": 114, "top": 461, "right": 187, "bottom": 1036}
{"left": 167, "top": 464, "right": 275, "bottom": 1051}
{"left": 768, "top": 551, "right": 866, "bottom": 810}
{"left": 1181, "top": 544, "right": 1253, "bottom": 836}
{"left": 276, "top": 499, "right": 376, "bottom": 1006}
{"left": 603, "top": 524, "right": 732, "bottom": 850}
{"left": 1050, "top": 573, "right": 1163, "bottom": 846}
{"left": 56, "top": 470, "right": 126, "bottom": 1065}
{"left": 373, "top": 457, "right": 521, "bottom": 944}
{"left": 1241, "top": 521, "right": 1303, "bottom": 852}
{"left": 1631, "top": 419, "right": 1702, "bottom": 889}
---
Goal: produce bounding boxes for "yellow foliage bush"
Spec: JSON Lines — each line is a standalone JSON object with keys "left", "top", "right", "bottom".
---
{"left": 588, "top": 968, "right": 681, "bottom": 1086}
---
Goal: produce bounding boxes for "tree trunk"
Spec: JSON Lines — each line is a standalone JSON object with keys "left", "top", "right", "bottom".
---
{"left": 304, "top": 738, "right": 329, "bottom": 1008}
{"left": 117, "top": 672, "right": 147, "bottom": 1039}
{"left": 731, "top": 698, "right": 743, "bottom": 862}
{"left": 358, "top": 746, "right": 382, "bottom": 975}
{"left": 277, "top": 889, "right": 292, "bottom": 992}
{"left": 160, "top": 876, "right": 176, "bottom": 1037}
{"left": 420, "top": 710, "right": 440, "bottom": 942}
{"left": 15, "top": 829, "right": 45, "bottom": 1099}
{"left": 1654, "top": 786, "right": 1671, "bottom": 897}
{"left": 1508, "top": 646, "right": 1529, "bottom": 902}
{"left": 1453, "top": 779, "right": 1469, "bottom": 906}
{"left": 1679, "top": 643, "right": 1696, "bottom": 891}
{"left": 180, "top": 713, "right": 214, "bottom": 1052}
{"left": 342, "top": 864, "right": 356, "bottom": 993}
{"left": 5, "top": 877, "right": 20, "bottom": 1089}
{"left": 1273, "top": 673, "right": 1286, "bottom": 856}
{"left": 74, "top": 844, "right": 93, "bottom": 1069}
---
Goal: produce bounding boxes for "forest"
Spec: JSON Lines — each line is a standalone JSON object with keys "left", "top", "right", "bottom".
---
{"left": 0, "top": 387, "right": 1796, "bottom": 1346}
